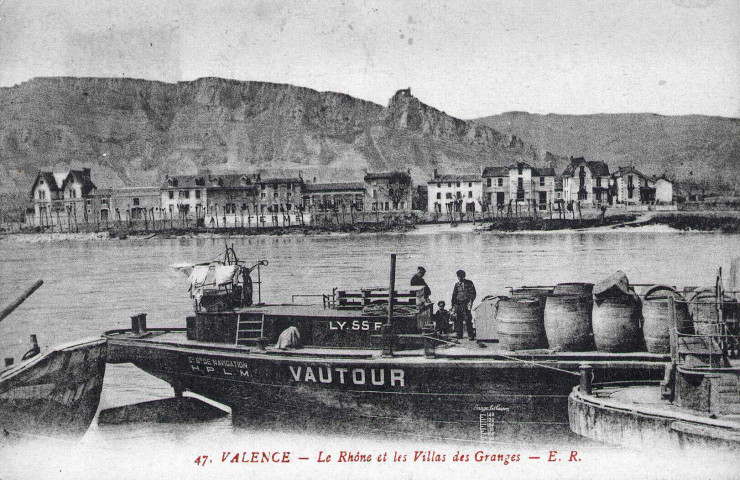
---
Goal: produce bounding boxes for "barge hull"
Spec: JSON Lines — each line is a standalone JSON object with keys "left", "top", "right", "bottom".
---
{"left": 108, "top": 331, "right": 667, "bottom": 444}
{"left": 0, "top": 338, "right": 107, "bottom": 439}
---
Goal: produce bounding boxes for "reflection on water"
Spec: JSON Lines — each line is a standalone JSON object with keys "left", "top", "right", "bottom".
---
{"left": 1, "top": 230, "right": 739, "bottom": 454}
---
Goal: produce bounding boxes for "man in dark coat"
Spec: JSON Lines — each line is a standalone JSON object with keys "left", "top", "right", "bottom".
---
{"left": 411, "top": 266, "right": 431, "bottom": 301}
{"left": 451, "top": 269, "right": 476, "bottom": 340}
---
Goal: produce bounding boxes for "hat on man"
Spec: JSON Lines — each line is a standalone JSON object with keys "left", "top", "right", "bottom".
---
{"left": 456, "top": 269, "right": 466, "bottom": 278}
{"left": 437, "top": 301, "right": 445, "bottom": 307}
{"left": 417, "top": 266, "right": 426, "bottom": 274}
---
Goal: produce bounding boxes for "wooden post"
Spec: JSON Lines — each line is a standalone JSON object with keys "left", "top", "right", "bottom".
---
{"left": 668, "top": 296, "right": 679, "bottom": 364}
{"left": 0, "top": 280, "right": 43, "bottom": 323}
{"left": 579, "top": 364, "right": 593, "bottom": 395}
{"left": 423, "top": 324, "right": 436, "bottom": 358}
{"left": 387, "top": 254, "right": 396, "bottom": 325}
{"left": 138, "top": 313, "right": 147, "bottom": 333}
{"left": 131, "top": 314, "right": 141, "bottom": 334}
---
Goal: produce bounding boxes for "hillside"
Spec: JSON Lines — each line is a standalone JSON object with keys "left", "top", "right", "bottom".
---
{"left": 476, "top": 112, "right": 740, "bottom": 192}
{"left": 0, "top": 77, "right": 530, "bottom": 212}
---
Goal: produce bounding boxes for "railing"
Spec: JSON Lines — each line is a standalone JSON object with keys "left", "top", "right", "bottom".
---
{"left": 670, "top": 295, "right": 740, "bottom": 369}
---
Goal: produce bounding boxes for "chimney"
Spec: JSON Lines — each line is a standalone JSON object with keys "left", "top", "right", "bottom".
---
{"left": 433, "top": 169, "right": 438, "bottom": 179}
{"left": 82, "top": 167, "right": 91, "bottom": 178}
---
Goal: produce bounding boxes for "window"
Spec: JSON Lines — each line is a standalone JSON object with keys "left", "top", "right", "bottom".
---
{"left": 596, "top": 177, "right": 602, "bottom": 187}
{"left": 436, "top": 192, "right": 441, "bottom": 199}
{"left": 468, "top": 182, "right": 472, "bottom": 188}
{"left": 38, "top": 190, "right": 46, "bottom": 200}
{"left": 447, "top": 182, "right": 452, "bottom": 188}
{"left": 445, "top": 193, "right": 452, "bottom": 199}
{"left": 133, "top": 198, "right": 140, "bottom": 206}
{"left": 168, "top": 191, "right": 174, "bottom": 200}
{"left": 102, "top": 199, "right": 109, "bottom": 206}
{"left": 195, "top": 190, "right": 201, "bottom": 199}
{"left": 261, "top": 184, "right": 266, "bottom": 190}
{"left": 518, "top": 165, "right": 523, "bottom": 175}
{"left": 371, "top": 189, "right": 376, "bottom": 199}
{"left": 456, "top": 181, "right": 460, "bottom": 187}
{"left": 468, "top": 191, "right": 473, "bottom": 198}
{"left": 540, "top": 177, "right": 545, "bottom": 186}
{"left": 487, "top": 193, "right": 492, "bottom": 202}
{"left": 179, "top": 190, "right": 189, "bottom": 199}
{"left": 487, "top": 178, "right": 492, "bottom": 187}
{"left": 437, "top": 183, "right": 441, "bottom": 188}
{"left": 261, "top": 192, "right": 266, "bottom": 199}
{"left": 498, "top": 178, "right": 504, "bottom": 187}
{"left": 287, "top": 192, "right": 292, "bottom": 199}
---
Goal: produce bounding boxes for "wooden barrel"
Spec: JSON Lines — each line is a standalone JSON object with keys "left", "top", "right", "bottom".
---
{"left": 687, "top": 288, "right": 721, "bottom": 335}
{"left": 511, "top": 288, "right": 552, "bottom": 308}
{"left": 544, "top": 294, "right": 593, "bottom": 351}
{"left": 552, "top": 283, "right": 594, "bottom": 296}
{"left": 592, "top": 295, "right": 643, "bottom": 352}
{"left": 496, "top": 297, "right": 547, "bottom": 351}
{"left": 473, "top": 295, "right": 506, "bottom": 341}
{"left": 641, "top": 286, "right": 692, "bottom": 354}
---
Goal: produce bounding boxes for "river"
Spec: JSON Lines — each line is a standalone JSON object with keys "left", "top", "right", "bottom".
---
{"left": 1, "top": 227, "right": 738, "bottom": 479}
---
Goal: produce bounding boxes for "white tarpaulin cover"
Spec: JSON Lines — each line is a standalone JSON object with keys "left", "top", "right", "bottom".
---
{"left": 189, "top": 265, "right": 211, "bottom": 289}
{"left": 214, "top": 265, "right": 239, "bottom": 286}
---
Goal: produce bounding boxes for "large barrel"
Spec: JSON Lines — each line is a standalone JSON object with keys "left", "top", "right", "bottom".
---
{"left": 544, "top": 294, "right": 593, "bottom": 351}
{"left": 592, "top": 295, "right": 644, "bottom": 352}
{"left": 552, "top": 283, "right": 594, "bottom": 296}
{"left": 511, "top": 287, "right": 553, "bottom": 308}
{"left": 641, "top": 286, "right": 691, "bottom": 354}
{"left": 496, "top": 297, "right": 547, "bottom": 351}
{"left": 687, "top": 288, "right": 721, "bottom": 335}
{"left": 473, "top": 295, "right": 506, "bottom": 341}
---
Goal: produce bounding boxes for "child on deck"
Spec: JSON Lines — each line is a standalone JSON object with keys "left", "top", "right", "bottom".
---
{"left": 434, "top": 301, "right": 452, "bottom": 335}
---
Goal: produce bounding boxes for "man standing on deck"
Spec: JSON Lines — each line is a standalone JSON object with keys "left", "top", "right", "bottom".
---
{"left": 411, "top": 266, "right": 431, "bottom": 302}
{"left": 451, "top": 270, "right": 477, "bottom": 340}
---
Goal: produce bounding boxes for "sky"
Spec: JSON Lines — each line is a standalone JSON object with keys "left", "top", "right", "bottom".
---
{"left": 0, "top": 0, "right": 738, "bottom": 118}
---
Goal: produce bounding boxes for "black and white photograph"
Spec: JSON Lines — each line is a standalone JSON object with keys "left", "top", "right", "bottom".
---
{"left": 0, "top": 1, "right": 738, "bottom": 478}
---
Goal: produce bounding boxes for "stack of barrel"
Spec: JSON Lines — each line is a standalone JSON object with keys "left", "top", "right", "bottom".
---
{"left": 483, "top": 274, "right": 736, "bottom": 354}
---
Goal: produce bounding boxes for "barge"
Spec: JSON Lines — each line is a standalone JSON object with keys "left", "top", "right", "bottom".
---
{"left": 0, "top": 280, "right": 107, "bottom": 439}
{"left": 104, "top": 249, "right": 671, "bottom": 444}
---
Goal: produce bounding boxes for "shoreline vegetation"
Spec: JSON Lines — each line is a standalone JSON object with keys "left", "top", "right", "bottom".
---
{"left": 3, "top": 213, "right": 740, "bottom": 242}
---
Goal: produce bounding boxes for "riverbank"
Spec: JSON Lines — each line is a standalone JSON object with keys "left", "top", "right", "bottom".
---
{"left": 478, "top": 215, "right": 638, "bottom": 232}
{"left": 6, "top": 212, "right": 740, "bottom": 243}
{"left": 639, "top": 214, "right": 740, "bottom": 233}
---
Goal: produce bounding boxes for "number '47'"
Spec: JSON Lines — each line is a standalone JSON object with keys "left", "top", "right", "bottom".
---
{"left": 194, "top": 455, "right": 209, "bottom": 466}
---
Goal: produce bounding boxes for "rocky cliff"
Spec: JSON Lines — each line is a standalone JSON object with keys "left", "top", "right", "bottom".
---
{"left": 0, "top": 77, "right": 530, "bottom": 210}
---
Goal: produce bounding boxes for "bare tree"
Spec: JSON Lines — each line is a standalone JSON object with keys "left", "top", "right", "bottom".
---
{"left": 386, "top": 171, "right": 412, "bottom": 210}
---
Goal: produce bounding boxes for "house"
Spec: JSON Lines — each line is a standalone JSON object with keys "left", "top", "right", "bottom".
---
{"left": 160, "top": 174, "right": 210, "bottom": 219}
{"left": 611, "top": 166, "right": 655, "bottom": 205}
{"left": 29, "top": 168, "right": 96, "bottom": 227}
{"left": 93, "top": 187, "right": 161, "bottom": 222}
{"left": 427, "top": 170, "right": 483, "bottom": 213}
{"left": 652, "top": 175, "right": 674, "bottom": 204}
{"left": 302, "top": 182, "right": 365, "bottom": 211}
{"left": 257, "top": 176, "right": 304, "bottom": 214}
{"left": 561, "top": 157, "right": 611, "bottom": 206}
{"left": 481, "top": 166, "right": 510, "bottom": 208}
{"left": 508, "top": 162, "right": 556, "bottom": 211}
{"left": 364, "top": 171, "right": 413, "bottom": 211}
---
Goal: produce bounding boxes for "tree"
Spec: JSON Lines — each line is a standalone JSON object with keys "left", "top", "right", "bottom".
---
{"left": 386, "top": 171, "right": 412, "bottom": 210}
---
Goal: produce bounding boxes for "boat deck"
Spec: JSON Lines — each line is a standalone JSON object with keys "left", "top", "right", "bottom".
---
{"left": 586, "top": 385, "right": 740, "bottom": 425}
{"left": 105, "top": 328, "right": 671, "bottom": 364}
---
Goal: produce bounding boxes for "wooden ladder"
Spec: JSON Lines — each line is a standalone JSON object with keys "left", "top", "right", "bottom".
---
{"left": 236, "top": 313, "right": 264, "bottom": 346}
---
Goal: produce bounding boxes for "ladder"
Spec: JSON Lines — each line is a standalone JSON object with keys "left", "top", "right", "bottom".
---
{"left": 236, "top": 313, "right": 264, "bottom": 346}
